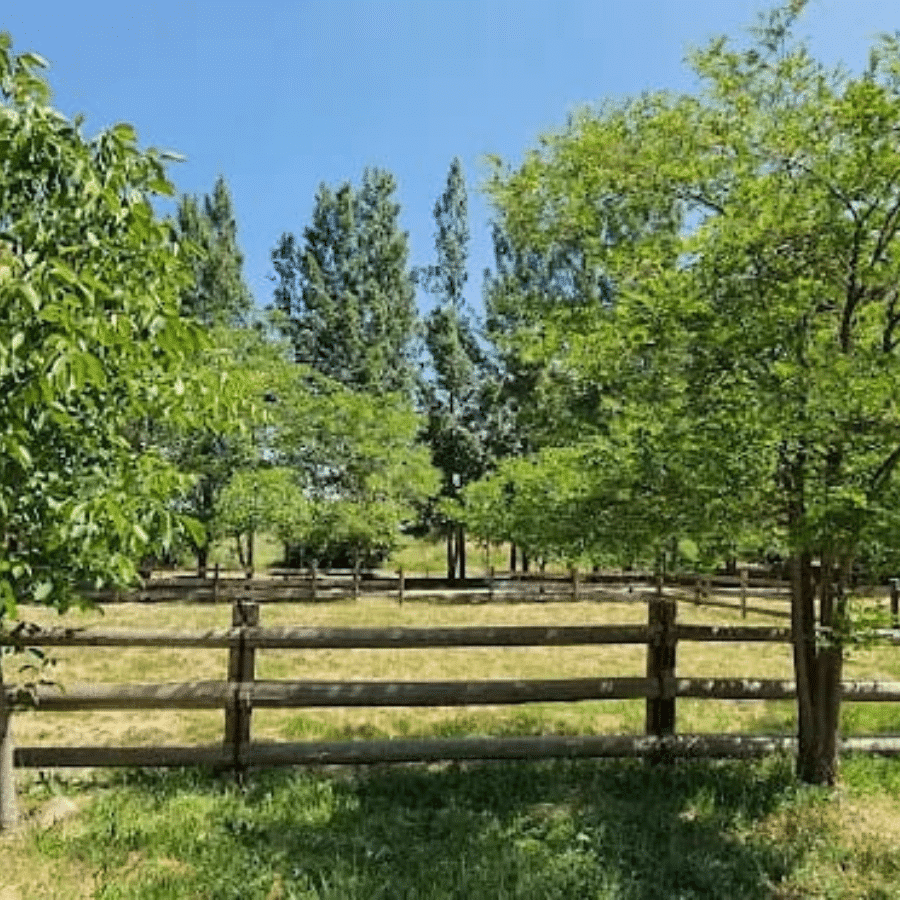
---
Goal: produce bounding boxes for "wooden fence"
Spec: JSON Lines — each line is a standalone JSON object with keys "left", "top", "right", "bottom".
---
{"left": 3, "top": 582, "right": 900, "bottom": 829}
{"left": 89, "top": 564, "right": 810, "bottom": 621}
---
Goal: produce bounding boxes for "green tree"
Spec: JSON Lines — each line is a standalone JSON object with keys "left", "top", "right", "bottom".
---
{"left": 272, "top": 377, "right": 439, "bottom": 572}
{"left": 271, "top": 168, "right": 417, "bottom": 396}
{"left": 0, "top": 34, "right": 203, "bottom": 614}
{"left": 176, "top": 175, "right": 253, "bottom": 327}
{"left": 486, "top": 2, "right": 900, "bottom": 784}
{"left": 215, "top": 466, "right": 310, "bottom": 571}
{"left": 164, "top": 325, "right": 281, "bottom": 575}
{"left": 419, "top": 158, "right": 496, "bottom": 579}
{"left": 165, "top": 177, "right": 256, "bottom": 573}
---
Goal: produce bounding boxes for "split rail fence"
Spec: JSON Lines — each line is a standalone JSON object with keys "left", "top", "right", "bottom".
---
{"left": 90, "top": 564, "right": 817, "bottom": 620}
{"left": 4, "top": 581, "right": 900, "bottom": 829}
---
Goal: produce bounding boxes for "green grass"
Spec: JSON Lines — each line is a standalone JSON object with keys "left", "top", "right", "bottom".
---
{"left": 8, "top": 754, "right": 900, "bottom": 899}
{"left": 386, "top": 534, "right": 513, "bottom": 577}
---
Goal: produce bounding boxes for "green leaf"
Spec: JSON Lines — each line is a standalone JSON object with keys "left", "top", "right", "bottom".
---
{"left": 32, "top": 581, "right": 53, "bottom": 603}
{"left": 18, "top": 51, "right": 49, "bottom": 69}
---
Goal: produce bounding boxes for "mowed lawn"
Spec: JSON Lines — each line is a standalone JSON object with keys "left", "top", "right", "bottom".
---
{"left": 3, "top": 591, "right": 900, "bottom": 899}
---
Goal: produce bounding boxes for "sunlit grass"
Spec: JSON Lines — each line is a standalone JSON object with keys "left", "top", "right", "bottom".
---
{"left": 5, "top": 755, "right": 900, "bottom": 899}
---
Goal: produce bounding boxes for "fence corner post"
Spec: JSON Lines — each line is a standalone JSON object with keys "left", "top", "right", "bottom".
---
{"left": 0, "top": 656, "right": 19, "bottom": 831}
{"left": 398, "top": 568, "right": 405, "bottom": 606}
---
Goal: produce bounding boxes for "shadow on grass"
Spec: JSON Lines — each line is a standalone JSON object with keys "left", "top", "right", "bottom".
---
{"left": 66, "top": 756, "right": 808, "bottom": 900}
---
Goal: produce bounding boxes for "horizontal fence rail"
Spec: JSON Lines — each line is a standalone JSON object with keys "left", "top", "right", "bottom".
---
{"left": 2, "top": 583, "right": 900, "bottom": 830}
{"left": 11, "top": 677, "right": 900, "bottom": 713}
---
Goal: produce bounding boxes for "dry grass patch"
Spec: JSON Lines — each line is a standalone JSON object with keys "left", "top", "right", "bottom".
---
{"left": 0, "top": 799, "right": 96, "bottom": 900}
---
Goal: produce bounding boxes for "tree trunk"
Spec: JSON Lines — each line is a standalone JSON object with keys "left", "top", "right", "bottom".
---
{"left": 234, "top": 533, "right": 246, "bottom": 570}
{"left": 446, "top": 528, "right": 458, "bottom": 581}
{"left": 791, "top": 551, "right": 844, "bottom": 785}
{"left": 510, "top": 542, "right": 517, "bottom": 573}
{"left": 247, "top": 528, "right": 255, "bottom": 576}
{"left": 457, "top": 524, "right": 466, "bottom": 580}
{"left": 197, "top": 543, "right": 209, "bottom": 579}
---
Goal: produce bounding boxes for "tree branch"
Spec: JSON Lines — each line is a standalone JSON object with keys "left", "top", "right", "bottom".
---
{"left": 870, "top": 442, "right": 900, "bottom": 498}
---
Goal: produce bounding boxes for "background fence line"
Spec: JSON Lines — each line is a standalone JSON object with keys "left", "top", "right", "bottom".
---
{"left": 86, "top": 564, "right": 806, "bottom": 619}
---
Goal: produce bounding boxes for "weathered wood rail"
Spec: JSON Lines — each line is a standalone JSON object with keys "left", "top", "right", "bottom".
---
{"left": 2, "top": 586, "right": 900, "bottom": 830}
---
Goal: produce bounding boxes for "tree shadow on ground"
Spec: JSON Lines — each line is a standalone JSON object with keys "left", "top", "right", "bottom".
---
{"left": 281, "top": 758, "right": 800, "bottom": 899}
{"left": 82, "top": 755, "right": 810, "bottom": 900}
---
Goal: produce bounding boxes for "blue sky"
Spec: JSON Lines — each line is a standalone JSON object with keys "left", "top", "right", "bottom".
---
{"left": 5, "top": 1, "right": 899, "bottom": 315}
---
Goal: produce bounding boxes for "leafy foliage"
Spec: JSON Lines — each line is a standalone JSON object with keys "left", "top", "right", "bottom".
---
{"left": 481, "top": 2, "right": 900, "bottom": 781}
{"left": 272, "top": 377, "right": 439, "bottom": 567}
{"left": 271, "top": 168, "right": 417, "bottom": 397}
{"left": 175, "top": 175, "right": 253, "bottom": 327}
{"left": 0, "top": 33, "right": 203, "bottom": 613}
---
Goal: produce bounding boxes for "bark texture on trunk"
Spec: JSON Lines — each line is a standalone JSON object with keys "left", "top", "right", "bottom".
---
{"left": 791, "top": 552, "right": 844, "bottom": 785}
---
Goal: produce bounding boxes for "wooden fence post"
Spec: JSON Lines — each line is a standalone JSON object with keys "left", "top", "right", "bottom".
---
{"left": 398, "top": 568, "right": 405, "bottom": 606}
{"left": 488, "top": 567, "right": 495, "bottom": 603}
{"left": 309, "top": 565, "right": 317, "bottom": 602}
{"left": 0, "top": 655, "right": 19, "bottom": 831}
{"left": 740, "top": 567, "right": 749, "bottom": 619}
{"left": 646, "top": 576, "right": 677, "bottom": 757}
{"left": 212, "top": 562, "right": 220, "bottom": 604}
{"left": 571, "top": 567, "right": 579, "bottom": 602}
{"left": 225, "top": 600, "right": 259, "bottom": 775}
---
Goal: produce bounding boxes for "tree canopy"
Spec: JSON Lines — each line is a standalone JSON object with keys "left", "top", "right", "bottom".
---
{"left": 271, "top": 168, "right": 417, "bottom": 397}
{"left": 482, "top": 1, "right": 900, "bottom": 782}
{"left": 0, "top": 34, "right": 203, "bottom": 613}
{"left": 176, "top": 175, "right": 253, "bottom": 327}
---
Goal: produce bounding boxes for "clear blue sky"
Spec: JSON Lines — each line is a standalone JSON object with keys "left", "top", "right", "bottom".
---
{"left": 5, "top": 1, "right": 898, "bottom": 315}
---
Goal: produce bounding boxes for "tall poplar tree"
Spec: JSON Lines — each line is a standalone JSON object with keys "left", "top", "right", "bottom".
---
{"left": 170, "top": 176, "right": 255, "bottom": 573}
{"left": 177, "top": 175, "right": 253, "bottom": 327}
{"left": 419, "top": 158, "right": 493, "bottom": 579}
{"left": 271, "top": 168, "right": 416, "bottom": 396}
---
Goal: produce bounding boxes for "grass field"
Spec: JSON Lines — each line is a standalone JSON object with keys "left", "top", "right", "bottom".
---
{"left": 4, "top": 753, "right": 900, "bottom": 898}
{"left": 3, "top": 590, "right": 900, "bottom": 898}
